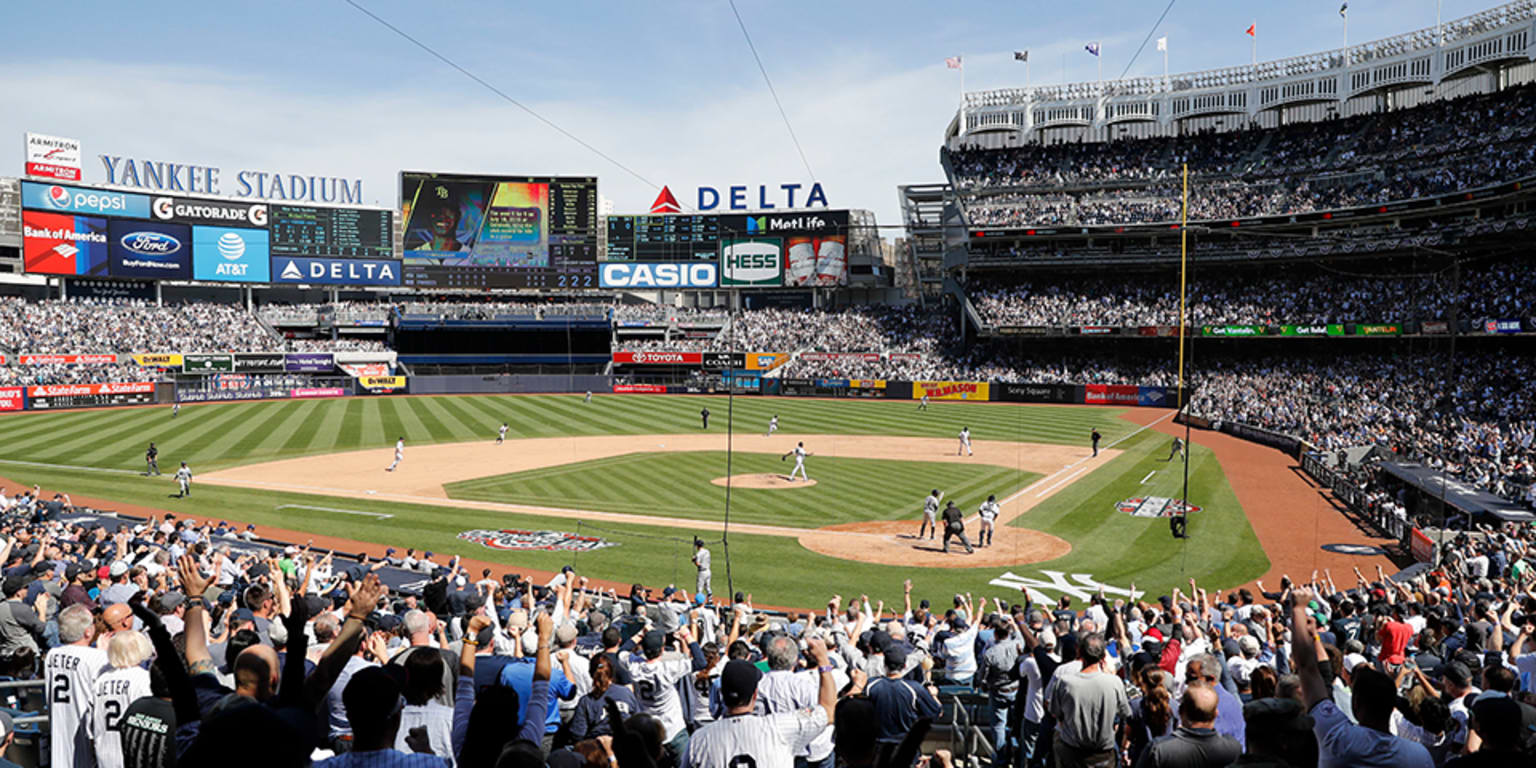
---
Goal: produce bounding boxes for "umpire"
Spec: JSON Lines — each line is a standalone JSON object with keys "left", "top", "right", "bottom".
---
{"left": 701, "top": 407, "right": 710, "bottom": 429}
{"left": 941, "top": 501, "right": 975, "bottom": 554}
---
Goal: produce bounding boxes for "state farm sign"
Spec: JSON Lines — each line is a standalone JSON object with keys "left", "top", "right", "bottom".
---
{"left": 25, "top": 381, "right": 154, "bottom": 397}
{"left": 612, "top": 351, "right": 703, "bottom": 365}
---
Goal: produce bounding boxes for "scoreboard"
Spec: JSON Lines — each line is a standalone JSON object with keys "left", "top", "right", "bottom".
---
{"left": 400, "top": 172, "right": 599, "bottom": 289}
{"left": 604, "top": 215, "right": 720, "bottom": 262}
{"left": 269, "top": 204, "right": 393, "bottom": 260}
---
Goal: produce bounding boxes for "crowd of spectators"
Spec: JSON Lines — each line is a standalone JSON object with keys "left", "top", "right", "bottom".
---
{"left": 720, "top": 307, "right": 956, "bottom": 357}
{"left": 0, "top": 363, "right": 163, "bottom": 388}
{"left": 0, "top": 487, "right": 1530, "bottom": 768}
{"left": 952, "top": 83, "right": 1536, "bottom": 227}
{"left": 969, "top": 259, "right": 1535, "bottom": 327}
{"left": 0, "top": 298, "right": 281, "bottom": 356}
{"left": 284, "top": 338, "right": 391, "bottom": 353}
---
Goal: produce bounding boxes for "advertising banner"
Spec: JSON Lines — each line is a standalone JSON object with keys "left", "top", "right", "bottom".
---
{"left": 701, "top": 352, "right": 745, "bottom": 370}
{"left": 848, "top": 379, "right": 887, "bottom": 389}
{"left": 133, "top": 353, "right": 183, "bottom": 368}
{"left": 0, "top": 387, "right": 23, "bottom": 413}
{"left": 1202, "top": 325, "right": 1266, "bottom": 337}
{"left": 995, "top": 382, "right": 1076, "bottom": 403}
{"left": 1420, "top": 320, "right": 1450, "bottom": 335}
{"left": 1353, "top": 324, "right": 1401, "bottom": 336}
{"left": 720, "top": 237, "right": 783, "bottom": 287}
{"left": 152, "top": 195, "right": 268, "bottom": 227}
{"left": 612, "top": 351, "right": 703, "bottom": 365}
{"left": 182, "top": 353, "right": 234, "bottom": 373}
{"left": 912, "top": 381, "right": 990, "bottom": 401}
{"left": 25, "top": 382, "right": 155, "bottom": 410}
{"left": 1409, "top": 527, "right": 1435, "bottom": 563}
{"left": 21, "top": 181, "right": 150, "bottom": 217}
{"left": 22, "top": 210, "right": 109, "bottom": 276}
{"left": 291, "top": 387, "right": 346, "bottom": 399}
{"left": 613, "top": 384, "right": 667, "bottom": 394}
{"left": 722, "top": 212, "right": 849, "bottom": 287}
{"left": 1280, "top": 324, "right": 1345, "bottom": 336}
{"left": 999, "top": 326, "right": 1054, "bottom": 336}
{"left": 285, "top": 353, "right": 335, "bottom": 373}
{"left": 1137, "top": 386, "right": 1173, "bottom": 407}
{"left": 599, "top": 262, "right": 717, "bottom": 289}
{"left": 108, "top": 219, "right": 193, "bottom": 279}
{"left": 232, "top": 353, "right": 286, "bottom": 372}
{"left": 743, "top": 352, "right": 788, "bottom": 370}
{"left": 1078, "top": 326, "right": 1116, "bottom": 336}
{"left": 24, "top": 133, "right": 82, "bottom": 181}
{"left": 359, "top": 375, "right": 407, "bottom": 391}
{"left": 178, "top": 388, "right": 290, "bottom": 403}
{"left": 66, "top": 278, "right": 156, "bottom": 302}
{"left": 800, "top": 353, "right": 881, "bottom": 362}
{"left": 193, "top": 226, "right": 271, "bottom": 282}
{"left": 1483, "top": 319, "right": 1522, "bottom": 334}
{"left": 272, "top": 257, "right": 401, "bottom": 286}
{"left": 20, "top": 354, "right": 118, "bottom": 365}
{"left": 341, "top": 363, "right": 391, "bottom": 378}
{"left": 1084, "top": 384, "right": 1140, "bottom": 405}
{"left": 887, "top": 353, "right": 923, "bottom": 363}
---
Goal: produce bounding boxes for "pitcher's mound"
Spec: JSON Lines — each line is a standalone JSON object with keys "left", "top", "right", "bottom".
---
{"left": 711, "top": 474, "right": 818, "bottom": 489}
{"left": 799, "top": 521, "right": 1071, "bottom": 568}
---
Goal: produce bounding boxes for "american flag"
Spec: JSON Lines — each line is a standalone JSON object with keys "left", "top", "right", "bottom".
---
{"left": 1013, "top": 50, "right": 1029, "bottom": 62}
{"left": 945, "top": 56, "right": 962, "bottom": 69}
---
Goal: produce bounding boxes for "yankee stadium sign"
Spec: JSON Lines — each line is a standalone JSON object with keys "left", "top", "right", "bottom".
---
{"left": 458, "top": 528, "right": 617, "bottom": 553}
{"left": 98, "top": 154, "right": 364, "bottom": 204}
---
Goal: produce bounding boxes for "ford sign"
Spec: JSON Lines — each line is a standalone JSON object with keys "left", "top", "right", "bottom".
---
{"left": 599, "top": 262, "right": 718, "bottom": 288}
{"left": 119, "top": 231, "right": 182, "bottom": 257}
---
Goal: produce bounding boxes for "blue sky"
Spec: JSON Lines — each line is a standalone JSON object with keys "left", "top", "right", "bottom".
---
{"left": 0, "top": 1, "right": 1493, "bottom": 225}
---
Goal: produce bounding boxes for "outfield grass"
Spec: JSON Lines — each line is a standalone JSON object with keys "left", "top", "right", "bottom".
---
{"left": 0, "top": 395, "right": 1269, "bottom": 607}
{"left": 446, "top": 451, "right": 1039, "bottom": 528}
{"left": 0, "top": 395, "right": 1129, "bottom": 472}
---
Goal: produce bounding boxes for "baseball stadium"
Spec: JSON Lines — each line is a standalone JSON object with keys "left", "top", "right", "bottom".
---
{"left": 0, "top": 2, "right": 1534, "bottom": 767}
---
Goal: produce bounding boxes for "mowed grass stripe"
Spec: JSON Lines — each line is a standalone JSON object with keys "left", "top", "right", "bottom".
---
{"left": 13, "top": 408, "right": 160, "bottom": 465}
{"left": 335, "top": 398, "right": 367, "bottom": 450}
{"left": 394, "top": 397, "right": 449, "bottom": 443}
{"left": 275, "top": 400, "right": 336, "bottom": 458}
{"left": 229, "top": 400, "right": 309, "bottom": 458}
{"left": 154, "top": 404, "right": 272, "bottom": 467}
{"left": 357, "top": 399, "right": 386, "bottom": 446}
{"left": 422, "top": 397, "right": 489, "bottom": 441}
{"left": 0, "top": 407, "right": 136, "bottom": 447}
{"left": 74, "top": 404, "right": 239, "bottom": 467}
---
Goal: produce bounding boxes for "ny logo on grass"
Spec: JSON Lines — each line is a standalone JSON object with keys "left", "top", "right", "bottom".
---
{"left": 989, "top": 570, "right": 1144, "bottom": 603}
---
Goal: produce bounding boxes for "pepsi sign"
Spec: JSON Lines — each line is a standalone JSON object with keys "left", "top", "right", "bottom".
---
{"left": 107, "top": 220, "right": 191, "bottom": 279}
{"left": 21, "top": 181, "right": 151, "bottom": 218}
{"left": 193, "top": 226, "right": 270, "bottom": 283}
{"left": 599, "top": 262, "right": 718, "bottom": 288}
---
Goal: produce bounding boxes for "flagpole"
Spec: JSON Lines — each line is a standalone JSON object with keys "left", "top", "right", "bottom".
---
{"left": 959, "top": 54, "right": 965, "bottom": 136}
{"left": 1251, "top": 19, "right": 1257, "bottom": 66}
{"left": 1343, "top": 14, "right": 1349, "bottom": 50}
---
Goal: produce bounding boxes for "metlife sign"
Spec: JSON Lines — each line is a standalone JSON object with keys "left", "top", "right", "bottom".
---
{"left": 272, "top": 257, "right": 400, "bottom": 286}
{"left": 21, "top": 181, "right": 150, "bottom": 218}
{"left": 193, "top": 226, "right": 270, "bottom": 283}
{"left": 153, "top": 196, "right": 268, "bottom": 227}
{"left": 599, "top": 262, "right": 718, "bottom": 289}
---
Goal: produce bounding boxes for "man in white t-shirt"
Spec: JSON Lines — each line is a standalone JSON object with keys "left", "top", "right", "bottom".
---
{"left": 684, "top": 639, "right": 843, "bottom": 768}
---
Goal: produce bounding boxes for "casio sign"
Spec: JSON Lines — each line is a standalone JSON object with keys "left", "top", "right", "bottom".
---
{"left": 600, "top": 262, "right": 717, "bottom": 288}
{"left": 120, "top": 231, "right": 182, "bottom": 257}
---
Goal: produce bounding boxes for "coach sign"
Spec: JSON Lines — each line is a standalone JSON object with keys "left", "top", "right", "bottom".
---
{"left": 285, "top": 353, "right": 334, "bottom": 373}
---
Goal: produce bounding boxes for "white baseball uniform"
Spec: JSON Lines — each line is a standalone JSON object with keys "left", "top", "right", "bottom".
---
{"left": 683, "top": 707, "right": 829, "bottom": 768}
{"left": 958, "top": 428, "right": 973, "bottom": 456}
{"left": 767, "top": 416, "right": 779, "bottom": 437}
{"left": 92, "top": 665, "right": 152, "bottom": 768}
{"left": 627, "top": 653, "right": 694, "bottom": 741}
{"left": 387, "top": 439, "right": 404, "bottom": 471}
{"left": 788, "top": 445, "right": 808, "bottom": 481}
{"left": 174, "top": 465, "right": 192, "bottom": 496}
{"left": 47, "top": 644, "right": 109, "bottom": 768}
{"left": 497, "top": 424, "right": 508, "bottom": 444}
{"left": 978, "top": 499, "right": 1001, "bottom": 546}
{"left": 695, "top": 547, "right": 712, "bottom": 597}
{"left": 923, "top": 494, "right": 941, "bottom": 526}
{"left": 585, "top": 391, "right": 592, "bottom": 404}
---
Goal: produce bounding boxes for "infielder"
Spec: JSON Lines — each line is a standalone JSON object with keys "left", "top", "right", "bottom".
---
{"left": 782, "top": 441, "right": 809, "bottom": 482}
{"left": 766, "top": 414, "right": 779, "bottom": 437}
{"left": 958, "top": 426, "right": 973, "bottom": 456}
{"left": 145, "top": 443, "right": 160, "bottom": 476}
{"left": 497, "top": 423, "right": 509, "bottom": 445}
{"left": 978, "top": 494, "right": 1001, "bottom": 547}
{"left": 919, "top": 394, "right": 930, "bottom": 411}
{"left": 1166, "top": 437, "right": 1185, "bottom": 462}
{"left": 174, "top": 462, "right": 192, "bottom": 498}
{"left": 692, "top": 537, "right": 712, "bottom": 598}
{"left": 386, "top": 437, "right": 404, "bottom": 471}
{"left": 918, "top": 489, "right": 943, "bottom": 540}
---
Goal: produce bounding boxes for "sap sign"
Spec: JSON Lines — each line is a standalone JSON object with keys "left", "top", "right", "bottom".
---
{"left": 21, "top": 181, "right": 151, "bottom": 218}
{"left": 697, "top": 183, "right": 828, "bottom": 211}
{"left": 193, "top": 226, "right": 270, "bottom": 283}
{"left": 599, "top": 262, "right": 718, "bottom": 289}
{"left": 272, "top": 257, "right": 400, "bottom": 286}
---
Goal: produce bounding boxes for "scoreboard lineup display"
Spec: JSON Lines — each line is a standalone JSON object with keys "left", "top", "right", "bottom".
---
{"left": 604, "top": 215, "right": 721, "bottom": 262}
{"left": 269, "top": 204, "right": 393, "bottom": 259}
{"left": 399, "top": 171, "right": 600, "bottom": 289}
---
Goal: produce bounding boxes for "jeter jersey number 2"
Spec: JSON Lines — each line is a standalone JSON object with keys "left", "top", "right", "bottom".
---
{"left": 47, "top": 644, "right": 108, "bottom": 768}
{"left": 91, "top": 667, "right": 152, "bottom": 768}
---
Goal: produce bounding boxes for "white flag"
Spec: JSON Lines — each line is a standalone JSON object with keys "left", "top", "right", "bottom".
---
{"left": 1156, "top": 36, "right": 1167, "bottom": 52}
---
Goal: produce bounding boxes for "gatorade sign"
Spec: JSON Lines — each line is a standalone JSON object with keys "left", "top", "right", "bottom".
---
{"left": 720, "top": 237, "right": 783, "bottom": 287}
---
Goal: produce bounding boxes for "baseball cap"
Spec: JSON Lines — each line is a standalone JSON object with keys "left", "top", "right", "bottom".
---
{"left": 109, "top": 561, "right": 128, "bottom": 578}
{"left": 719, "top": 659, "right": 762, "bottom": 707}
{"left": 555, "top": 624, "right": 578, "bottom": 645}
{"left": 232, "top": 608, "right": 256, "bottom": 624}
{"left": 641, "top": 630, "right": 666, "bottom": 656}
{"left": 156, "top": 592, "right": 186, "bottom": 611}
{"left": 1039, "top": 628, "right": 1057, "bottom": 649}
{"left": 385, "top": 548, "right": 396, "bottom": 556}
{"left": 884, "top": 646, "right": 908, "bottom": 671}
{"left": 662, "top": 586, "right": 677, "bottom": 598}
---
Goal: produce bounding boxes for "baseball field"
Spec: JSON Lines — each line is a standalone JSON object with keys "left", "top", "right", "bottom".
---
{"left": 0, "top": 394, "right": 1268, "bottom": 607}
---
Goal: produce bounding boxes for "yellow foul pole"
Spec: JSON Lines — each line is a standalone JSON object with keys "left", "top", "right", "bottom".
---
{"left": 1177, "top": 163, "right": 1188, "bottom": 410}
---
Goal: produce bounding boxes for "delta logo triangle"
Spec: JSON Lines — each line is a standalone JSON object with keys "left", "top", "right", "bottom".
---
{"left": 649, "top": 186, "right": 682, "bottom": 214}
{"left": 280, "top": 260, "right": 303, "bottom": 280}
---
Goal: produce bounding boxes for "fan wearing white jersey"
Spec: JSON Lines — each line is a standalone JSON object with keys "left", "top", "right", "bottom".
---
{"left": 47, "top": 605, "right": 108, "bottom": 768}
{"left": 92, "top": 631, "right": 153, "bottom": 768}
{"left": 683, "top": 637, "right": 852, "bottom": 768}
{"left": 628, "top": 627, "right": 701, "bottom": 762}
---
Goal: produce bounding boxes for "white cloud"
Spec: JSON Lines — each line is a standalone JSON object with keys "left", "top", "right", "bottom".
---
{"left": 1, "top": 57, "right": 954, "bottom": 226}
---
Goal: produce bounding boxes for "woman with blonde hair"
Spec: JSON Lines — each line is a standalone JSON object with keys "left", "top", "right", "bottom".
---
{"left": 92, "top": 631, "right": 153, "bottom": 768}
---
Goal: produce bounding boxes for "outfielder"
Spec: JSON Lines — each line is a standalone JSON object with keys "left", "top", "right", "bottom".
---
{"left": 496, "top": 423, "right": 508, "bottom": 445}
{"left": 978, "top": 494, "right": 1001, "bottom": 547}
{"left": 782, "top": 441, "right": 809, "bottom": 482}
{"left": 766, "top": 414, "right": 779, "bottom": 437}
{"left": 958, "top": 426, "right": 973, "bottom": 456}
{"left": 145, "top": 443, "right": 160, "bottom": 476}
{"left": 692, "top": 538, "right": 712, "bottom": 598}
{"left": 919, "top": 394, "right": 930, "bottom": 411}
{"left": 918, "top": 489, "right": 943, "bottom": 540}
{"left": 174, "top": 462, "right": 192, "bottom": 498}
{"left": 172, "top": 403, "right": 180, "bottom": 418}
{"left": 584, "top": 390, "right": 592, "bottom": 404}
{"left": 386, "top": 437, "right": 404, "bottom": 472}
